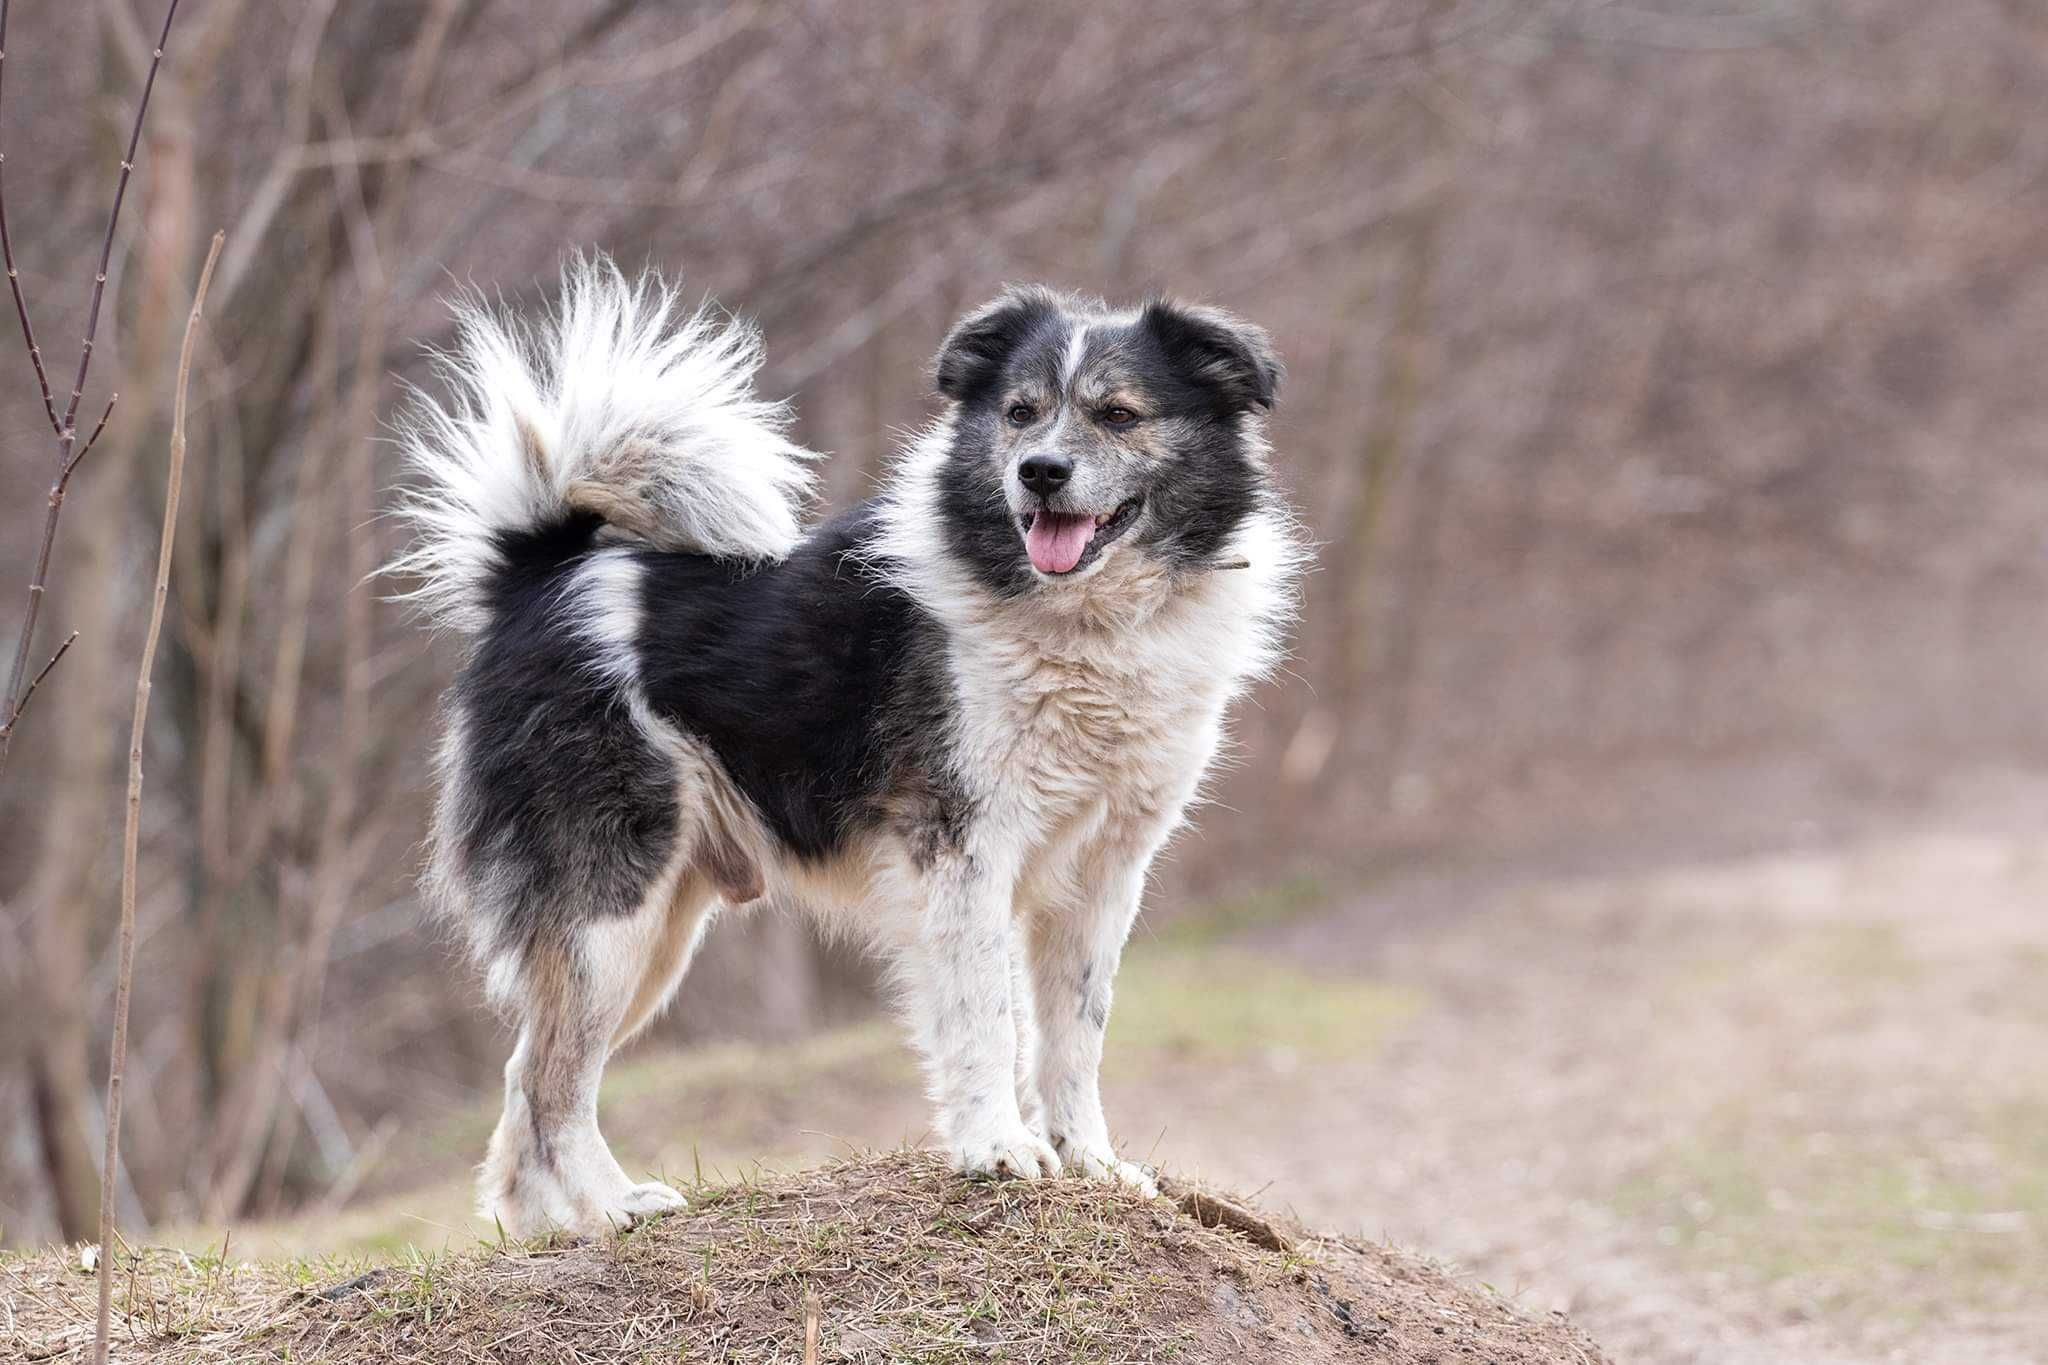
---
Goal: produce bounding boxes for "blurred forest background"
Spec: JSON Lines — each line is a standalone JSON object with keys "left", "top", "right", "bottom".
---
{"left": 2, "top": 0, "right": 2045, "bottom": 1315}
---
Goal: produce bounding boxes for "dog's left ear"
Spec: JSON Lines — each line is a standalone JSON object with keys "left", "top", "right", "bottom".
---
{"left": 934, "top": 286, "right": 1060, "bottom": 404}
{"left": 1141, "top": 299, "right": 1281, "bottom": 414}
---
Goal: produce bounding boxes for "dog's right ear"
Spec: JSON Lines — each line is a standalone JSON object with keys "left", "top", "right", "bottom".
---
{"left": 934, "top": 286, "right": 1060, "bottom": 404}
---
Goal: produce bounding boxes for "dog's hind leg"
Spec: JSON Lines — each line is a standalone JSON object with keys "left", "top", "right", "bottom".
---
{"left": 479, "top": 894, "right": 690, "bottom": 1240}
{"left": 612, "top": 818, "right": 763, "bottom": 1049}
{"left": 611, "top": 871, "right": 722, "bottom": 1051}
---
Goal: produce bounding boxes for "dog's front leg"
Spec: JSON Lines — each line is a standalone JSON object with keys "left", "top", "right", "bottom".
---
{"left": 1030, "top": 852, "right": 1159, "bottom": 1196}
{"left": 1008, "top": 924, "right": 1045, "bottom": 1138}
{"left": 906, "top": 855, "right": 1060, "bottom": 1181}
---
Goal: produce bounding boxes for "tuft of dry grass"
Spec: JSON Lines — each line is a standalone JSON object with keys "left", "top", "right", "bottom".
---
{"left": 3, "top": 1153, "right": 1608, "bottom": 1363}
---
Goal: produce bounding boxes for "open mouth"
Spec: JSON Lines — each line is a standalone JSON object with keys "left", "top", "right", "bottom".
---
{"left": 1018, "top": 497, "right": 1142, "bottom": 576}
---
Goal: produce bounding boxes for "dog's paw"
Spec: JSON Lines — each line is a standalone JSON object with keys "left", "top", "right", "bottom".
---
{"left": 1054, "top": 1138, "right": 1159, "bottom": 1197}
{"left": 606, "top": 1180, "right": 689, "bottom": 1228}
{"left": 951, "top": 1127, "right": 1061, "bottom": 1182}
{"left": 484, "top": 1167, "right": 686, "bottom": 1241}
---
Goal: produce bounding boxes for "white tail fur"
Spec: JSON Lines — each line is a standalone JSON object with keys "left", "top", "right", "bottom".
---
{"left": 390, "top": 256, "right": 819, "bottom": 632}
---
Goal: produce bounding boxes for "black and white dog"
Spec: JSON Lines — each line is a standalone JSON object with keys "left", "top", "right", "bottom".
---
{"left": 395, "top": 260, "right": 1303, "bottom": 1238}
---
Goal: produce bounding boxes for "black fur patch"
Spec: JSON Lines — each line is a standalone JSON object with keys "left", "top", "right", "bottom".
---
{"left": 447, "top": 506, "right": 973, "bottom": 952}
{"left": 448, "top": 515, "right": 681, "bottom": 956}
{"left": 936, "top": 401, "right": 1041, "bottom": 599}
{"left": 635, "top": 503, "right": 972, "bottom": 864}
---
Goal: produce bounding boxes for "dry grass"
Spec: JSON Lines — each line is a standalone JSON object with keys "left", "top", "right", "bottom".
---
{"left": 4, "top": 1153, "right": 1607, "bottom": 1363}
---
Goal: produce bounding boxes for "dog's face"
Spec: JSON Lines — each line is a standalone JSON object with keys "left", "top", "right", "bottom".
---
{"left": 930, "top": 288, "right": 1280, "bottom": 596}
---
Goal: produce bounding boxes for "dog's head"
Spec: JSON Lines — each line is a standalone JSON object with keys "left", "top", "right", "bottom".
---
{"left": 928, "top": 287, "right": 1281, "bottom": 595}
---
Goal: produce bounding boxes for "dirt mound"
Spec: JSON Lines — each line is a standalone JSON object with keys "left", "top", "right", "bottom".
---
{"left": 5, "top": 1153, "right": 1607, "bottom": 1363}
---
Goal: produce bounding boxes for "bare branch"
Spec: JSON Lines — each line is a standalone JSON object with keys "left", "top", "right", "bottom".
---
{"left": 0, "top": 630, "right": 77, "bottom": 743}
{"left": 0, "top": 0, "right": 187, "bottom": 775}
{"left": 94, "top": 227, "right": 223, "bottom": 1365}
{"left": 1, "top": 452, "right": 97, "bottom": 775}
{"left": 64, "top": 392, "right": 119, "bottom": 478}
{"left": 422, "top": 145, "right": 805, "bottom": 211}
{"left": 209, "top": 0, "right": 339, "bottom": 308}
{"left": 62, "top": 0, "right": 184, "bottom": 434}
{"left": 292, "top": 0, "right": 754, "bottom": 175}
{"left": 216, "top": 0, "right": 703, "bottom": 309}
{"left": 0, "top": 1, "right": 58, "bottom": 436}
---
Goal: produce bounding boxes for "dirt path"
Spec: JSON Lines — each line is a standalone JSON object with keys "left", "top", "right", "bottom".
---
{"left": 1111, "top": 774, "right": 2048, "bottom": 1364}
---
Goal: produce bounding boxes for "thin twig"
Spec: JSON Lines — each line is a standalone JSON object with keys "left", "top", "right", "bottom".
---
{"left": 208, "top": 0, "right": 338, "bottom": 309}
{"left": 64, "top": 392, "right": 119, "bottom": 478}
{"left": 0, "top": 1, "right": 56, "bottom": 434}
{"left": 291, "top": 0, "right": 747, "bottom": 174}
{"left": 214, "top": 0, "right": 681, "bottom": 309}
{"left": 0, "top": 629, "right": 76, "bottom": 742}
{"left": 61, "top": 0, "right": 183, "bottom": 435}
{"left": 0, "top": 0, "right": 186, "bottom": 775}
{"left": 94, "top": 228, "right": 222, "bottom": 1365}
{"left": 1, "top": 447, "right": 98, "bottom": 774}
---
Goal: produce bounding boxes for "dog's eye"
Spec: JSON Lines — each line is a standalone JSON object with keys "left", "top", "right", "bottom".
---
{"left": 1006, "top": 403, "right": 1036, "bottom": 426}
{"left": 1102, "top": 406, "right": 1138, "bottom": 428}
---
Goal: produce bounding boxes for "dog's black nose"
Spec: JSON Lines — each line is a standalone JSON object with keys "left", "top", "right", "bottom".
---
{"left": 1017, "top": 454, "right": 1072, "bottom": 497}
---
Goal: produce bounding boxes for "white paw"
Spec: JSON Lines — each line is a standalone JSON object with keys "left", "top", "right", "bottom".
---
{"left": 951, "top": 1127, "right": 1062, "bottom": 1182}
{"left": 1054, "top": 1138, "right": 1159, "bottom": 1197}
{"left": 480, "top": 1122, "right": 688, "bottom": 1240}
{"left": 607, "top": 1180, "right": 689, "bottom": 1227}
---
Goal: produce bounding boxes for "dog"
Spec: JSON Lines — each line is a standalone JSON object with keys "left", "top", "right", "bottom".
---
{"left": 393, "top": 259, "right": 1304, "bottom": 1239}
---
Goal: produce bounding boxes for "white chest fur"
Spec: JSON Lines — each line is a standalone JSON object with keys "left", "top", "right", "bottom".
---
{"left": 940, "top": 550, "right": 1287, "bottom": 865}
{"left": 954, "top": 626, "right": 1222, "bottom": 821}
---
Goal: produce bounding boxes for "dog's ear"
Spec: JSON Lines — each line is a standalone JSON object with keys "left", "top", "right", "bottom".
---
{"left": 1141, "top": 299, "right": 1281, "bottom": 414}
{"left": 934, "top": 286, "right": 1060, "bottom": 404}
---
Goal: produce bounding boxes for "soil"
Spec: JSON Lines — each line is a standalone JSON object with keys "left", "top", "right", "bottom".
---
{"left": 2, "top": 1153, "right": 1609, "bottom": 1363}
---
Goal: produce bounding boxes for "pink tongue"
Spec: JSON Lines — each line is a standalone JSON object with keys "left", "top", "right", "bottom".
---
{"left": 1025, "top": 512, "right": 1095, "bottom": 574}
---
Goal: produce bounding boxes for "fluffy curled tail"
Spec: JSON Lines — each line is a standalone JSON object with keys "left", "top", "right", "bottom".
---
{"left": 390, "top": 256, "right": 819, "bottom": 632}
